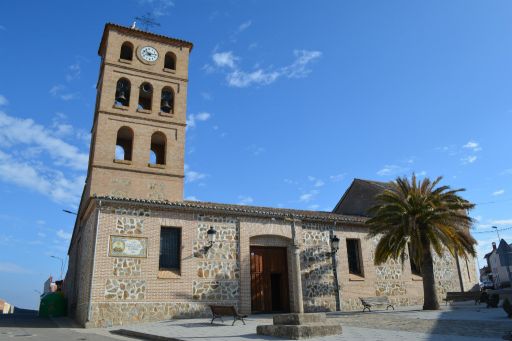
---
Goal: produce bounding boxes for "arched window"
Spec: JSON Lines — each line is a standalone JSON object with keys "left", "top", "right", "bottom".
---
{"left": 160, "top": 87, "right": 174, "bottom": 114}
{"left": 164, "top": 52, "right": 176, "bottom": 70}
{"left": 149, "top": 132, "right": 166, "bottom": 165}
{"left": 120, "top": 42, "right": 133, "bottom": 61}
{"left": 138, "top": 82, "right": 153, "bottom": 111}
{"left": 115, "top": 126, "right": 134, "bottom": 161}
{"left": 115, "top": 78, "right": 131, "bottom": 107}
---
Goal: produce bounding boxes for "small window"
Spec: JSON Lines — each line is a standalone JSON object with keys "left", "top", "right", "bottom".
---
{"left": 159, "top": 227, "right": 181, "bottom": 270}
{"left": 120, "top": 42, "right": 133, "bottom": 61}
{"left": 115, "top": 127, "right": 133, "bottom": 161}
{"left": 138, "top": 82, "right": 153, "bottom": 110}
{"left": 164, "top": 52, "right": 176, "bottom": 70}
{"left": 160, "top": 87, "right": 174, "bottom": 114}
{"left": 408, "top": 244, "right": 422, "bottom": 276}
{"left": 150, "top": 132, "right": 166, "bottom": 165}
{"left": 115, "top": 78, "right": 131, "bottom": 107}
{"left": 346, "top": 238, "right": 363, "bottom": 276}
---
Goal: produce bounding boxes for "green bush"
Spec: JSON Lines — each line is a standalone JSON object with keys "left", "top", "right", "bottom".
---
{"left": 503, "top": 298, "right": 512, "bottom": 318}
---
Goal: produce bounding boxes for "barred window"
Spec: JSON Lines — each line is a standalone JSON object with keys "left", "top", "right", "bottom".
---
{"left": 159, "top": 227, "right": 181, "bottom": 270}
{"left": 346, "top": 238, "right": 364, "bottom": 276}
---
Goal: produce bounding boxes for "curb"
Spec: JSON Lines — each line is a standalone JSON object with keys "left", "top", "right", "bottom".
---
{"left": 111, "top": 329, "right": 184, "bottom": 341}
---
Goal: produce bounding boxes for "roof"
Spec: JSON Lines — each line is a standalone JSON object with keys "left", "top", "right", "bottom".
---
{"left": 94, "top": 195, "right": 367, "bottom": 224}
{"left": 98, "top": 23, "right": 194, "bottom": 56}
{"left": 332, "top": 178, "right": 393, "bottom": 217}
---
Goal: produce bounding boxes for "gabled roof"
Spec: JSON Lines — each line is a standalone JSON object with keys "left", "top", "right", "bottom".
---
{"left": 98, "top": 23, "right": 194, "bottom": 56}
{"left": 94, "top": 195, "right": 367, "bottom": 224}
{"left": 332, "top": 179, "right": 392, "bottom": 217}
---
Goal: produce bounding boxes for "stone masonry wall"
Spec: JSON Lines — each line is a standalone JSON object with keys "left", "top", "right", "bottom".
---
{"left": 301, "top": 223, "right": 337, "bottom": 312}
{"left": 192, "top": 215, "right": 240, "bottom": 304}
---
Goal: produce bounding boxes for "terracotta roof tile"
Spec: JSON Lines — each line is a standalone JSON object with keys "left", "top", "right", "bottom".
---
{"left": 98, "top": 23, "right": 193, "bottom": 55}
{"left": 93, "top": 195, "right": 367, "bottom": 224}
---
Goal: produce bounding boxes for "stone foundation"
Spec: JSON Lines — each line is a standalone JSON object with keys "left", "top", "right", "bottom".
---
{"left": 86, "top": 302, "right": 210, "bottom": 328}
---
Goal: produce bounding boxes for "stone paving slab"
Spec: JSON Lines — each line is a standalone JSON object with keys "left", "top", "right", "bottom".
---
{"left": 107, "top": 306, "right": 511, "bottom": 341}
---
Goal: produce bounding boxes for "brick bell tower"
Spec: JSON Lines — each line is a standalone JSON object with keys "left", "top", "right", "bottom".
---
{"left": 83, "top": 23, "right": 193, "bottom": 203}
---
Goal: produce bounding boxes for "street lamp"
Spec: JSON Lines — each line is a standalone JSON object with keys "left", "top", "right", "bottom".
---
{"left": 330, "top": 235, "right": 340, "bottom": 253}
{"left": 50, "top": 255, "right": 64, "bottom": 280}
{"left": 329, "top": 232, "right": 341, "bottom": 311}
{"left": 491, "top": 226, "right": 501, "bottom": 241}
{"left": 202, "top": 226, "right": 217, "bottom": 253}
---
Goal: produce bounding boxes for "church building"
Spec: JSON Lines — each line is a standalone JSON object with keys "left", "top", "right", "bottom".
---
{"left": 64, "top": 23, "right": 477, "bottom": 328}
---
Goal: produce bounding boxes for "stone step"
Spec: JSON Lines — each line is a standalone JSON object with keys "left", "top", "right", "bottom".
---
{"left": 257, "top": 322, "right": 342, "bottom": 340}
{"left": 273, "top": 313, "right": 326, "bottom": 325}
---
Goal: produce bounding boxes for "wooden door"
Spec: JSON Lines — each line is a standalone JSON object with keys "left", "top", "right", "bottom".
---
{"left": 250, "top": 246, "right": 289, "bottom": 313}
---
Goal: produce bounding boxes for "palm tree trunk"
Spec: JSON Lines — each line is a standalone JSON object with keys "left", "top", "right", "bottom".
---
{"left": 421, "top": 239, "right": 440, "bottom": 310}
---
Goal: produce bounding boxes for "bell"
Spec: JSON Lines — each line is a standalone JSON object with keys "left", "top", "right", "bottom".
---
{"left": 116, "top": 90, "right": 126, "bottom": 103}
{"left": 161, "top": 99, "right": 172, "bottom": 113}
{"left": 141, "top": 83, "right": 153, "bottom": 93}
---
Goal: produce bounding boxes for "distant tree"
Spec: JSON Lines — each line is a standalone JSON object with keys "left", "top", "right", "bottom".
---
{"left": 366, "top": 174, "right": 476, "bottom": 310}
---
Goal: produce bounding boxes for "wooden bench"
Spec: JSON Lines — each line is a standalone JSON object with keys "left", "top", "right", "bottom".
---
{"left": 209, "top": 305, "right": 248, "bottom": 326}
{"left": 359, "top": 296, "right": 395, "bottom": 312}
{"left": 443, "top": 291, "right": 481, "bottom": 305}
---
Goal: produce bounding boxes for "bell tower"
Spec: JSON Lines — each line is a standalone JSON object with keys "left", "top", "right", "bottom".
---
{"left": 83, "top": 23, "right": 193, "bottom": 202}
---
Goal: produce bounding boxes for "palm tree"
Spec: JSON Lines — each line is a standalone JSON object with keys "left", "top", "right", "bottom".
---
{"left": 366, "top": 174, "right": 477, "bottom": 310}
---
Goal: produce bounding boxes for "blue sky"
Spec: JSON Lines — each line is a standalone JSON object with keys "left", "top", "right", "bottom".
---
{"left": 1, "top": 0, "right": 511, "bottom": 309}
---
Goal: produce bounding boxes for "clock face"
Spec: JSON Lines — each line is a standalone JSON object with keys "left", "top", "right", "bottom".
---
{"left": 140, "top": 46, "right": 159, "bottom": 62}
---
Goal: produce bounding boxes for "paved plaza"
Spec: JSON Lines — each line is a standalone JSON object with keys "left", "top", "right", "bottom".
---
{"left": 1, "top": 303, "right": 510, "bottom": 341}
{"left": 105, "top": 303, "right": 511, "bottom": 341}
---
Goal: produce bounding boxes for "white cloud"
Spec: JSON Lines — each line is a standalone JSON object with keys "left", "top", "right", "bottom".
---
{"left": 299, "top": 190, "right": 319, "bottom": 203}
{"left": 0, "top": 150, "right": 85, "bottom": 204}
{"left": 66, "top": 62, "right": 81, "bottom": 82}
{"left": 207, "top": 49, "right": 322, "bottom": 88}
{"left": 187, "top": 112, "right": 211, "bottom": 129}
{"left": 238, "top": 196, "right": 254, "bottom": 205}
{"left": 185, "top": 196, "right": 198, "bottom": 201}
{"left": 0, "top": 262, "right": 31, "bottom": 274}
{"left": 238, "top": 20, "right": 252, "bottom": 32}
{"left": 308, "top": 204, "right": 320, "bottom": 210}
{"left": 461, "top": 155, "right": 477, "bottom": 164}
{"left": 184, "top": 164, "right": 207, "bottom": 183}
{"left": 247, "top": 144, "right": 265, "bottom": 156}
{"left": 56, "top": 229, "right": 72, "bottom": 241}
{"left": 377, "top": 164, "right": 409, "bottom": 177}
{"left": 416, "top": 170, "right": 427, "bottom": 177}
{"left": 137, "top": 0, "right": 174, "bottom": 17}
{"left": 212, "top": 51, "right": 238, "bottom": 69}
{"left": 0, "top": 95, "right": 8, "bottom": 106}
{"left": 284, "top": 178, "right": 297, "bottom": 185}
{"left": 201, "top": 92, "right": 213, "bottom": 100}
{"left": 227, "top": 69, "right": 280, "bottom": 87}
{"left": 329, "top": 174, "right": 345, "bottom": 182}
{"left": 49, "top": 85, "right": 79, "bottom": 101}
{"left": 492, "top": 189, "right": 505, "bottom": 196}
{"left": 0, "top": 112, "right": 88, "bottom": 170}
{"left": 308, "top": 176, "right": 324, "bottom": 187}
{"left": 0, "top": 25, "right": 6, "bottom": 31}
{"left": 281, "top": 50, "right": 323, "bottom": 79}
{"left": 463, "top": 140, "right": 482, "bottom": 152}
{"left": 37, "top": 232, "right": 46, "bottom": 238}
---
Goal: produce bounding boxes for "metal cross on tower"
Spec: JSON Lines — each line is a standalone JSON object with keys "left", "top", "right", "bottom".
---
{"left": 134, "top": 12, "right": 161, "bottom": 31}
